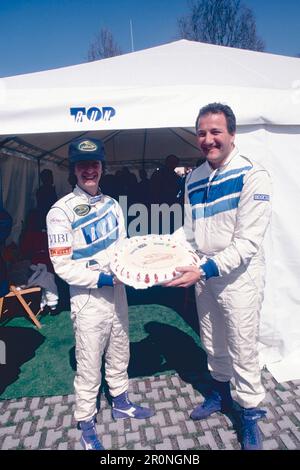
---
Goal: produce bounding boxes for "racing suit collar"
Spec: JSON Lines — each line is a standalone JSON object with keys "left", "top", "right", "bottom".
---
{"left": 73, "top": 185, "right": 103, "bottom": 205}
{"left": 207, "top": 146, "right": 239, "bottom": 174}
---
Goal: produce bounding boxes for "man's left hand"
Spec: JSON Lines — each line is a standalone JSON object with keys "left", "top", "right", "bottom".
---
{"left": 163, "top": 266, "right": 201, "bottom": 288}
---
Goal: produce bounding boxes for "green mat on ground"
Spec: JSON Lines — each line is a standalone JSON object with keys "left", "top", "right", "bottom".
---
{"left": 0, "top": 303, "right": 206, "bottom": 400}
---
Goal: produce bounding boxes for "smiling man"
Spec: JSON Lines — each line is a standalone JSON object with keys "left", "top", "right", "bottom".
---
{"left": 166, "top": 103, "right": 272, "bottom": 450}
{"left": 46, "top": 138, "right": 154, "bottom": 451}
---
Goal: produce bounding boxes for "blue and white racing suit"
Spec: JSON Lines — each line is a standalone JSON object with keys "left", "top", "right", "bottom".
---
{"left": 180, "top": 148, "right": 272, "bottom": 408}
{"left": 46, "top": 185, "right": 129, "bottom": 421}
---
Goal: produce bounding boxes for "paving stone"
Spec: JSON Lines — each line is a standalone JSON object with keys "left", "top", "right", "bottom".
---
{"left": 33, "top": 407, "right": 48, "bottom": 419}
{"left": 58, "top": 442, "right": 69, "bottom": 450}
{"left": 43, "top": 416, "right": 58, "bottom": 428}
{"left": 0, "top": 425, "right": 17, "bottom": 437}
{"left": 53, "top": 404, "right": 69, "bottom": 416}
{"left": 44, "top": 396, "right": 63, "bottom": 404}
{"left": 164, "top": 388, "right": 178, "bottom": 399}
{"left": 29, "top": 397, "right": 41, "bottom": 410}
{"left": 154, "top": 401, "right": 173, "bottom": 410}
{"left": 45, "top": 429, "right": 63, "bottom": 447}
{"left": 259, "top": 421, "right": 277, "bottom": 437}
{"left": 2, "top": 435, "right": 20, "bottom": 450}
{"left": 0, "top": 411, "right": 10, "bottom": 425}
{"left": 145, "top": 389, "right": 160, "bottom": 400}
{"left": 7, "top": 401, "right": 25, "bottom": 410}
{"left": 277, "top": 416, "right": 297, "bottom": 430}
{"left": 20, "top": 421, "right": 32, "bottom": 436}
{"left": 102, "top": 434, "right": 112, "bottom": 449}
{"left": 168, "top": 410, "right": 186, "bottom": 424}
{"left": 23, "top": 432, "right": 42, "bottom": 449}
{"left": 177, "top": 436, "right": 195, "bottom": 449}
{"left": 14, "top": 409, "right": 30, "bottom": 422}
{"left": 263, "top": 439, "right": 280, "bottom": 450}
{"left": 155, "top": 438, "right": 172, "bottom": 450}
{"left": 196, "top": 430, "right": 219, "bottom": 450}
{"left": 125, "top": 431, "right": 140, "bottom": 443}
{"left": 185, "top": 420, "right": 197, "bottom": 434}
{"left": 62, "top": 414, "right": 72, "bottom": 427}
{"left": 134, "top": 443, "right": 152, "bottom": 450}
{"left": 67, "top": 395, "right": 75, "bottom": 403}
{"left": 161, "top": 425, "right": 181, "bottom": 437}
{"left": 217, "top": 428, "right": 236, "bottom": 449}
{"left": 1, "top": 370, "right": 300, "bottom": 451}
{"left": 281, "top": 403, "right": 297, "bottom": 413}
{"left": 145, "top": 427, "right": 156, "bottom": 441}
{"left": 280, "top": 433, "right": 298, "bottom": 450}
{"left": 176, "top": 396, "right": 189, "bottom": 410}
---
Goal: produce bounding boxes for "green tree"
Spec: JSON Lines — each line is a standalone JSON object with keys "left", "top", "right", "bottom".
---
{"left": 178, "top": 0, "right": 265, "bottom": 51}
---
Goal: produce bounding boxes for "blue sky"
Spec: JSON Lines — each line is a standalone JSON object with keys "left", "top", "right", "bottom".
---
{"left": 0, "top": 0, "right": 299, "bottom": 77}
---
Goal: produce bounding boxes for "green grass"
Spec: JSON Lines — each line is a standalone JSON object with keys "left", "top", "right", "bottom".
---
{"left": 0, "top": 301, "right": 205, "bottom": 400}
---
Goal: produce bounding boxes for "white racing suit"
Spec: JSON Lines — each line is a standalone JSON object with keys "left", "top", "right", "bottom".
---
{"left": 46, "top": 185, "right": 129, "bottom": 421}
{"left": 178, "top": 148, "right": 272, "bottom": 408}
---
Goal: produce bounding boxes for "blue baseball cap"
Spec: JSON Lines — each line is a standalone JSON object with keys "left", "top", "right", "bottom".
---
{"left": 69, "top": 138, "right": 105, "bottom": 164}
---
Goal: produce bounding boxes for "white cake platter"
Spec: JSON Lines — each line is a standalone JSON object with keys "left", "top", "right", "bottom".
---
{"left": 110, "top": 234, "right": 200, "bottom": 289}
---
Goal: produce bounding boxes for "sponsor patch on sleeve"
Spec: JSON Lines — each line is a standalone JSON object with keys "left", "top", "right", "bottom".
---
{"left": 253, "top": 194, "right": 270, "bottom": 201}
{"left": 49, "top": 247, "right": 72, "bottom": 257}
{"left": 48, "top": 233, "right": 69, "bottom": 247}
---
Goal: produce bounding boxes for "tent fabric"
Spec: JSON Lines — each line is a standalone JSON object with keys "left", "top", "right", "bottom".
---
{"left": 1, "top": 40, "right": 300, "bottom": 382}
{"left": 1, "top": 39, "right": 300, "bottom": 137}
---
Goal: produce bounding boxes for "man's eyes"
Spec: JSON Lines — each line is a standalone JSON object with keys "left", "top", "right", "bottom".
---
{"left": 197, "top": 130, "right": 222, "bottom": 137}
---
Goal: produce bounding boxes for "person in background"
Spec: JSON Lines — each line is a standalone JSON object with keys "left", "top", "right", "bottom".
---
{"left": 46, "top": 138, "right": 154, "bottom": 451}
{"left": 36, "top": 169, "right": 57, "bottom": 218}
{"left": 166, "top": 103, "right": 272, "bottom": 450}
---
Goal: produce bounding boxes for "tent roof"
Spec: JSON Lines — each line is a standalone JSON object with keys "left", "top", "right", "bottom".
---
{"left": 1, "top": 40, "right": 300, "bottom": 167}
{"left": 3, "top": 39, "right": 300, "bottom": 89}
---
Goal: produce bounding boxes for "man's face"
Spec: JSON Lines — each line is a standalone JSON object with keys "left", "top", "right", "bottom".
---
{"left": 196, "top": 112, "right": 235, "bottom": 169}
{"left": 74, "top": 160, "right": 102, "bottom": 195}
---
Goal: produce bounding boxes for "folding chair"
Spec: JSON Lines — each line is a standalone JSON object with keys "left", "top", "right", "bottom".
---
{"left": 0, "top": 285, "right": 42, "bottom": 329}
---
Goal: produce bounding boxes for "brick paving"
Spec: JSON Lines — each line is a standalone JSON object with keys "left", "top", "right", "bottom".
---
{"left": 0, "top": 369, "right": 300, "bottom": 450}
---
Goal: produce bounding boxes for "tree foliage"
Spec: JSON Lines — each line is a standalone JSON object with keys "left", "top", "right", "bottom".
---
{"left": 178, "top": 0, "right": 265, "bottom": 51}
{"left": 87, "top": 27, "right": 122, "bottom": 61}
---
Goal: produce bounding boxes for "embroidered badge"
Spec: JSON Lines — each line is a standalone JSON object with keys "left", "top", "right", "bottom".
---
{"left": 253, "top": 194, "right": 270, "bottom": 201}
{"left": 73, "top": 204, "right": 91, "bottom": 216}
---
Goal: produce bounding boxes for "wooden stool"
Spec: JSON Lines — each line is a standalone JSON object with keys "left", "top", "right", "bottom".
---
{"left": 0, "top": 286, "right": 42, "bottom": 329}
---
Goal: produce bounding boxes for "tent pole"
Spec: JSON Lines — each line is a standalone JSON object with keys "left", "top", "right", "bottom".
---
{"left": 142, "top": 129, "right": 147, "bottom": 170}
{"left": 37, "top": 157, "right": 41, "bottom": 188}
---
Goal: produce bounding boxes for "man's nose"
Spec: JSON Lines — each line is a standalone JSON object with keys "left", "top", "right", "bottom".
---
{"left": 203, "top": 133, "right": 214, "bottom": 145}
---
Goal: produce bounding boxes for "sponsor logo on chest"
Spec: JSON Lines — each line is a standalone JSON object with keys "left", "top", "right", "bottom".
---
{"left": 74, "top": 204, "right": 91, "bottom": 216}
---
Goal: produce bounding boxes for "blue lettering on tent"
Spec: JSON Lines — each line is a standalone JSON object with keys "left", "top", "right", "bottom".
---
{"left": 70, "top": 107, "right": 116, "bottom": 123}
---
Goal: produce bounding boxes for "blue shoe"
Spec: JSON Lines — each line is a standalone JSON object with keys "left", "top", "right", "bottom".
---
{"left": 112, "top": 391, "right": 155, "bottom": 420}
{"left": 79, "top": 416, "right": 104, "bottom": 450}
{"left": 190, "top": 390, "right": 222, "bottom": 420}
{"left": 190, "top": 380, "right": 233, "bottom": 420}
{"left": 240, "top": 408, "right": 266, "bottom": 450}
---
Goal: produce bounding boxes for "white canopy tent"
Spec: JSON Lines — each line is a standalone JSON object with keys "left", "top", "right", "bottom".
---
{"left": 1, "top": 39, "right": 300, "bottom": 382}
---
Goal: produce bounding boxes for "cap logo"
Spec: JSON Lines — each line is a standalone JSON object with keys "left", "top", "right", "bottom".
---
{"left": 78, "top": 140, "right": 98, "bottom": 152}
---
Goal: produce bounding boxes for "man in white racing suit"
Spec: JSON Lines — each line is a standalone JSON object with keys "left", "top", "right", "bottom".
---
{"left": 46, "top": 138, "right": 154, "bottom": 450}
{"left": 166, "top": 103, "right": 272, "bottom": 450}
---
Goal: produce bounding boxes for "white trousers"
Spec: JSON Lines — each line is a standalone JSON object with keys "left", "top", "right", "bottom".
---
{"left": 70, "top": 284, "right": 129, "bottom": 421}
{"left": 195, "top": 256, "right": 265, "bottom": 408}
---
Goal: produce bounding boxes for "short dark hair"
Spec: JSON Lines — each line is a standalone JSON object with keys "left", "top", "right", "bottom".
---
{"left": 195, "top": 102, "right": 236, "bottom": 135}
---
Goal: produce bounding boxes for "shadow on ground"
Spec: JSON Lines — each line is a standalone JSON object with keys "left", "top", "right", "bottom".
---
{"left": 0, "top": 327, "right": 45, "bottom": 395}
